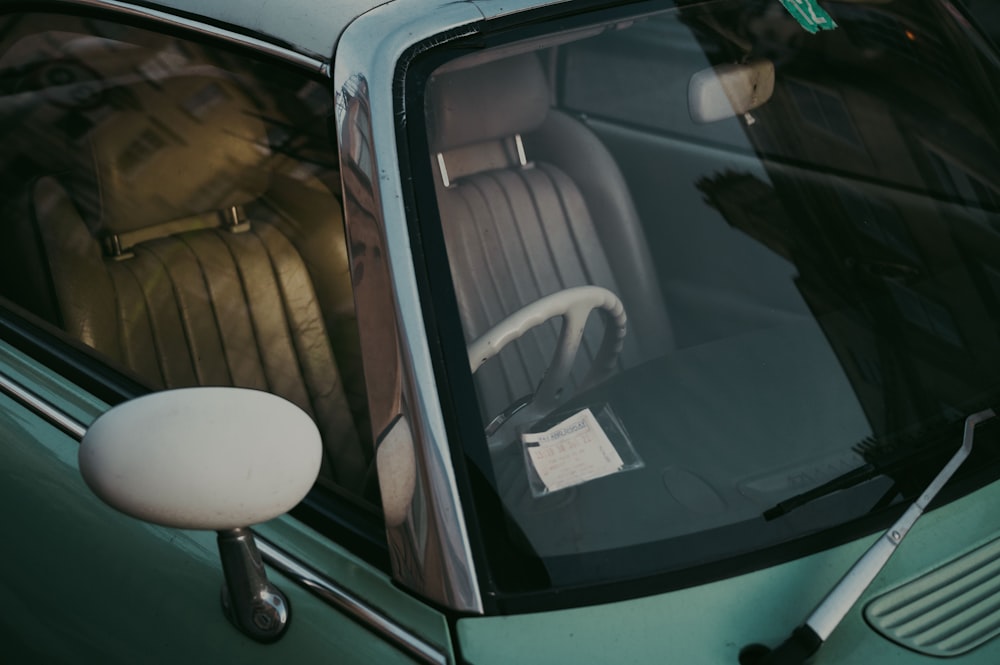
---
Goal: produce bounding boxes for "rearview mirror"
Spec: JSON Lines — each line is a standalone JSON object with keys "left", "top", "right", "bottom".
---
{"left": 80, "top": 387, "right": 322, "bottom": 643}
{"left": 689, "top": 59, "right": 775, "bottom": 123}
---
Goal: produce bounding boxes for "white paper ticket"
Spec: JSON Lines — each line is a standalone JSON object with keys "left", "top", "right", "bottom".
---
{"left": 523, "top": 408, "right": 624, "bottom": 493}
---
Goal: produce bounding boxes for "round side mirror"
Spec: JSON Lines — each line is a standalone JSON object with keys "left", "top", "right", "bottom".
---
{"left": 80, "top": 386, "right": 322, "bottom": 529}
{"left": 80, "top": 387, "right": 323, "bottom": 642}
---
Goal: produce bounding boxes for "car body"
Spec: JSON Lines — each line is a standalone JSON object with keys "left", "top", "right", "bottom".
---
{"left": 3, "top": 0, "right": 1000, "bottom": 663}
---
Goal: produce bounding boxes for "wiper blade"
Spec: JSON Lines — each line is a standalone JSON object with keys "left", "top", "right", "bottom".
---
{"left": 745, "top": 408, "right": 995, "bottom": 665}
{"left": 762, "top": 425, "right": 963, "bottom": 521}
{"left": 762, "top": 460, "right": 881, "bottom": 521}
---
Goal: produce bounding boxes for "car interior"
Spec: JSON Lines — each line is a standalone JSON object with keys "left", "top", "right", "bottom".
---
{"left": 426, "top": 52, "right": 676, "bottom": 425}
{"left": 0, "top": 23, "right": 375, "bottom": 501}
{"left": 418, "top": 16, "right": 889, "bottom": 564}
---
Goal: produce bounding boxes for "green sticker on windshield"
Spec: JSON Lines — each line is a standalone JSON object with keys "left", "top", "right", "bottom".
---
{"left": 778, "top": 0, "right": 838, "bottom": 34}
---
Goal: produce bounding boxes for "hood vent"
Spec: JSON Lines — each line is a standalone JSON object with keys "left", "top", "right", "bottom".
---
{"left": 865, "top": 533, "right": 1000, "bottom": 657}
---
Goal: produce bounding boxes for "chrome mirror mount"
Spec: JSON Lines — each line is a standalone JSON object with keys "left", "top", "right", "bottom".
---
{"left": 79, "top": 387, "right": 322, "bottom": 643}
{"left": 218, "top": 528, "right": 290, "bottom": 642}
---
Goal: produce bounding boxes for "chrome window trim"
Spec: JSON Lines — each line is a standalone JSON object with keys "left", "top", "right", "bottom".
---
{"left": 0, "top": 368, "right": 448, "bottom": 665}
{"left": 0, "top": 372, "right": 88, "bottom": 439}
{"left": 256, "top": 538, "right": 448, "bottom": 665}
{"left": 35, "top": 0, "right": 329, "bottom": 74}
{"left": 334, "top": 0, "right": 486, "bottom": 614}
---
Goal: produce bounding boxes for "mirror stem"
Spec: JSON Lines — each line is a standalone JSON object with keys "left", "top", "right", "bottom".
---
{"left": 217, "top": 528, "right": 290, "bottom": 643}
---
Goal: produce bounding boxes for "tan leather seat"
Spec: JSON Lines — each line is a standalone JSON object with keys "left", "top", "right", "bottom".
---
{"left": 426, "top": 54, "right": 674, "bottom": 420}
{"left": 30, "top": 74, "right": 370, "bottom": 495}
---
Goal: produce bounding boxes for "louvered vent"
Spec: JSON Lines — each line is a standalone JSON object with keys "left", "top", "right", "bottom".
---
{"left": 865, "top": 534, "right": 1000, "bottom": 657}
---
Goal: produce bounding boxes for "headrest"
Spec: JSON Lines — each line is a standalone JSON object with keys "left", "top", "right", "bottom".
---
{"left": 70, "top": 75, "right": 270, "bottom": 234}
{"left": 426, "top": 54, "right": 549, "bottom": 153}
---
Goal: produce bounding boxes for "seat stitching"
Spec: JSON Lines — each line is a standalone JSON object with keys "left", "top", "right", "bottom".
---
{"left": 250, "top": 224, "right": 318, "bottom": 412}
{"left": 177, "top": 232, "right": 235, "bottom": 386}
{"left": 535, "top": 163, "right": 600, "bottom": 369}
{"left": 465, "top": 175, "right": 532, "bottom": 402}
{"left": 213, "top": 228, "right": 272, "bottom": 393}
{"left": 118, "top": 248, "right": 173, "bottom": 387}
{"left": 492, "top": 169, "right": 560, "bottom": 390}
{"left": 517, "top": 166, "right": 586, "bottom": 383}
{"left": 145, "top": 238, "right": 205, "bottom": 385}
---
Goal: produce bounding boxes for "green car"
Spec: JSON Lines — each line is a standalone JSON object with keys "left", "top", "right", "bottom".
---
{"left": 3, "top": 0, "right": 1000, "bottom": 662}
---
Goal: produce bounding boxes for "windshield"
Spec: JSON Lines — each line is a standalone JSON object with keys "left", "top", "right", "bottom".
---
{"left": 413, "top": 0, "right": 1000, "bottom": 602}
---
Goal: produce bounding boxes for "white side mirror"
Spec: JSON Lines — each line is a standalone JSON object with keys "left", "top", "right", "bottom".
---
{"left": 80, "top": 386, "right": 321, "bottom": 529}
{"left": 80, "top": 387, "right": 323, "bottom": 642}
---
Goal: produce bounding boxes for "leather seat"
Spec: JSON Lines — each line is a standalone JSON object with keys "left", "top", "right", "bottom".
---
{"left": 28, "top": 74, "right": 370, "bottom": 495}
{"left": 426, "top": 54, "right": 674, "bottom": 421}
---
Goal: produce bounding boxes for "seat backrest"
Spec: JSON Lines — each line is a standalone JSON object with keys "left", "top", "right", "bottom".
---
{"left": 30, "top": 73, "right": 370, "bottom": 494}
{"left": 426, "top": 54, "right": 674, "bottom": 420}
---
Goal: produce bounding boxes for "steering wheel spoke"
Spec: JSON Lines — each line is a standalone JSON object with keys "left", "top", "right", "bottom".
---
{"left": 468, "top": 286, "right": 627, "bottom": 449}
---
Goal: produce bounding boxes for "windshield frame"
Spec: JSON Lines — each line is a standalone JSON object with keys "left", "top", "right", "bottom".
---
{"left": 398, "top": 0, "right": 1000, "bottom": 613}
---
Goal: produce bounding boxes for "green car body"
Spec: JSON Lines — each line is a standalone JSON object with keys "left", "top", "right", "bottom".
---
{"left": 8, "top": 333, "right": 1000, "bottom": 663}
{"left": 3, "top": 0, "right": 1000, "bottom": 663}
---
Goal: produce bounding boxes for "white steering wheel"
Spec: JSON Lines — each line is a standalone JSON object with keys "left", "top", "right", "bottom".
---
{"left": 467, "top": 286, "right": 627, "bottom": 448}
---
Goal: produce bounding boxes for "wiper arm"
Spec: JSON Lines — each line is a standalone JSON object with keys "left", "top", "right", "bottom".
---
{"left": 745, "top": 408, "right": 995, "bottom": 665}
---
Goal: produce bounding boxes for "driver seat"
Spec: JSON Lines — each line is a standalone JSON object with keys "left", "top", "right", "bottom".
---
{"left": 426, "top": 53, "right": 674, "bottom": 420}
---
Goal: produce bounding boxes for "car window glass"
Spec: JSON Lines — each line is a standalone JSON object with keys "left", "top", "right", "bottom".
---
{"left": 0, "top": 14, "right": 378, "bottom": 514}
{"left": 416, "top": 0, "right": 1000, "bottom": 597}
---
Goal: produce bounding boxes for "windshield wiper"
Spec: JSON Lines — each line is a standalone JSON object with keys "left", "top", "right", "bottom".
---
{"left": 762, "top": 420, "right": 975, "bottom": 521}
{"left": 744, "top": 408, "right": 995, "bottom": 665}
{"left": 762, "top": 457, "right": 889, "bottom": 521}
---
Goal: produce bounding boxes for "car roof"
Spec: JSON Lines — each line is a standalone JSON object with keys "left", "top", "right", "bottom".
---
{"left": 143, "top": 0, "right": 391, "bottom": 60}
{"left": 0, "top": 0, "right": 565, "bottom": 64}
{"left": 142, "top": 0, "right": 563, "bottom": 60}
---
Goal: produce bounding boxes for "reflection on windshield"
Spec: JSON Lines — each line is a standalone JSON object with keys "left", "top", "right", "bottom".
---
{"left": 421, "top": 0, "right": 1000, "bottom": 595}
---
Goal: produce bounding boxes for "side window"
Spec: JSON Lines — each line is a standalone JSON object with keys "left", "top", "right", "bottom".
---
{"left": 0, "top": 15, "right": 377, "bottom": 513}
